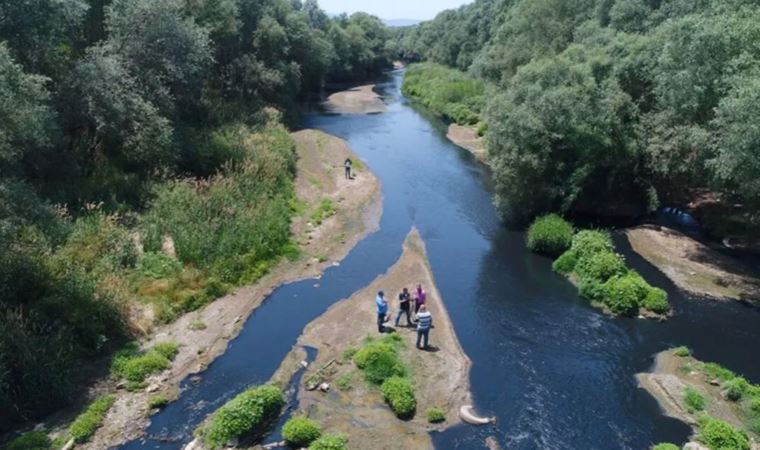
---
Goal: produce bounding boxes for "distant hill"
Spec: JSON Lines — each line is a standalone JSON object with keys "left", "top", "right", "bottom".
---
{"left": 383, "top": 18, "right": 421, "bottom": 27}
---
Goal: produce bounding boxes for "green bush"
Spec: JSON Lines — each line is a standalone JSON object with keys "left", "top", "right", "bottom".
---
{"left": 153, "top": 342, "right": 179, "bottom": 360}
{"left": 642, "top": 287, "right": 670, "bottom": 314}
{"left": 111, "top": 341, "right": 178, "bottom": 384}
{"left": 578, "top": 278, "right": 606, "bottom": 303}
{"left": 673, "top": 346, "right": 690, "bottom": 357}
{"left": 282, "top": 416, "right": 322, "bottom": 447}
{"left": 725, "top": 377, "right": 749, "bottom": 401}
{"left": 683, "top": 387, "right": 706, "bottom": 413}
{"left": 526, "top": 214, "right": 574, "bottom": 256}
{"left": 70, "top": 395, "right": 116, "bottom": 443}
{"left": 602, "top": 272, "right": 649, "bottom": 316}
{"left": 750, "top": 397, "right": 760, "bottom": 412}
{"left": 309, "top": 434, "right": 348, "bottom": 450}
{"left": 570, "top": 230, "right": 614, "bottom": 260}
{"left": 698, "top": 416, "right": 750, "bottom": 450}
{"left": 381, "top": 376, "right": 416, "bottom": 418}
{"left": 5, "top": 431, "right": 51, "bottom": 450}
{"left": 704, "top": 362, "right": 736, "bottom": 382}
{"left": 427, "top": 407, "right": 446, "bottom": 423}
{"left": 138, "top": 252, "right": 182, "bottom": 279}
{"left": 201, "top": 385, "right": 285, "bottom": 449}
{"left": 552, "top": 250, "right": 578, "bottom": 274}
{"left": 651, "top": 444, "right": 679, "bottom": 450}
{"left": 401, "top": 63, "right": 485, "bottom": 125}
{"left": 574, "top": 250, "right": 626, "bottom": 282}
{"left": 148, "top": 394, "right": 169, "bottom": 409}
{"left": 353, "top": 339, "right": 405, "bottom": 385}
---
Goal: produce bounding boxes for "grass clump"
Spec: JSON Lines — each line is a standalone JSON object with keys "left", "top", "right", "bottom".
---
{"left": 526, "top": 214, "right": 573, "bottom": 257}
{"left": 673, "top": 346, "right": 691, "bottom": 357}
{"left": 353, "top": 335, "right": 406, "bottom": 385}
{"left": 70, "top": 395, "right": 116, "bottom": 443}
{"left": 381, "top": 376, "right": 417, "bottom": 419}
{"left": 5, "top": 431, "right": 51, "bottom": 450}
{"left": 148, "top": 394, "right": 169, "bottom": 409}
{"left": 336, "top": 373, "right": 352, "bottom": 391}
{"left": 427, "top": 407, "right": 446, "bottom": 423}
{"left": 111, "top": 341, "right": 179, "bottom": 387}
{"left": 651, "top": 444, "right": 679, "bottom": 450}
{"left": 642, "top": 287, "right": 670, "bottom": 314}
{"left": 138, "top": 252, "right": 182, "bottom": 279}
{"left": 725, "top": 377, "right": 749, "bottom": 401}
{"left": 200, "top": 385, "right": 284, "bottom": 449}
{"left": 704, "top": 362, "right": 736, "bottom": 382}
{"left": 698, "top": 416, "right": 750, "bottom": 450}
{"left": 684, "top": 387, "right": 706, "bottom": 413}
{"left": 311, "top": 198, "right": 335, "bottom": 226}
{"left": 309, "top": 434, "right": 348, "bottom": 450}
{"left": 282, "top": 416, "right": 321, "bottom": 447}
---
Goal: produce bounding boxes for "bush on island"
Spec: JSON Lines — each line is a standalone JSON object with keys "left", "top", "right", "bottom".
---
{"left": 602, "top": 272, "right": 649, "bottom": 316}
{"left": 725, "top": 377, "right": 749, "bottom": 401}
{"left": 353, "top": 337, "right": 405, "bottom": 385}
{"left": 652, "top": 444, "right": 679, "bottom": 450}
{"left": 642, "top": 287, "right": 670, "bottom": 314}
{"left": 309, "top": 434, "right": 349, "bottom": 450}
{"left": 698, "top": 416, "right": 750, "bottom": 450}
{"left": 381, "top": 376, "right": 416, "bottom": 418}
{"left": 570, "top": 230, "right": 614, "bottom": 259}
{"left": 282, "top": 416, "right": 321, "bottom": 447}
{"left": 673, "top": 346, "right": 690, "bottom": 357}
{"left": 526, "top": 214, "right": 573, "bottom": 256}
{"left": 574, "top": 250, "right": 626, "bottom": 282}
{"left": 552, "top": 250, "right": 578, "bottom": 274}
{"left": 427, "top": 407, "right": 446, "bottom": 423}
{"left": 201, "top": 385, "right": 284, "bottom": 449}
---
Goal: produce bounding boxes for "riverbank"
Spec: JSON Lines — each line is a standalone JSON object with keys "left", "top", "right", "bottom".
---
{"left": 63, "top": 130, "right": 381, "bottom": 449}
{"left": 447, "top": 123, "right": 487, "bottom": 163}
{"left": 626, "top": 225, "right": 760, "bottom": 303}
{"left": 270, "top": 229, "right": 472, "bottom": 450}
{"left": 322, "top": 84, "right": 388, "bottom": 114}
{"left": 637, "top": 348, "right": 760, "bottom": 449}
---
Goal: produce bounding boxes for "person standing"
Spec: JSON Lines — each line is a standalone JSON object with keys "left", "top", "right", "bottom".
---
{"left": 416, "top": 304, "right": 432, "bottom": 349}
{"left": 413, "top": 284, "right": 427, "bottom": 319}
{"left": 344, "top": 157, "right": 352, "bottom": 179}
{"left": 375, "top": 290, "right": 388, "bottom": 332}
{"left": 395, "top": 287, "right": 412, "bottom": 327}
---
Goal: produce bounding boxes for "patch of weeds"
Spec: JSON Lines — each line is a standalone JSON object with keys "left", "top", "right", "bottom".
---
{"left": 381, "top": 376, "right": 416, "bottom": 419}
{"left": 111, "top": 341, "right": 179, "bottom": 386}
{"left": 282, "top": 416, "right": 321, "bottom": 447}
{"left": 308, "top": 176, "right": 323, "bottom": 189}
{"left": 673, "top": 346, "right": 690, "bottom": 357}
{"left": 5, "top": 431, "right": 51, "bottom": 450}
{"left": 684, "top": 387, "right": 706, "bottom": 413}
{"left": 678, "top": 364, "right": 693, "bottom": 374}
{"left": 311, "top": 198, "right": 335, "bottom": 226}
{"left": 336, "top": 373, "right": 353, "bottom": 391}
{"left": 70, "top": 395, "right": 116, "bottom": 443}
{"left": 427, "top": 407, "right": 446, "bottom": 423}
{"left": 341, "top": 346, "right": 357, "bottom": 362}
{"left": 189, "top": 318, "right": 207, "bottom": 331}
{"left": 148, "top": 394, "right": 169, "bottom": 409}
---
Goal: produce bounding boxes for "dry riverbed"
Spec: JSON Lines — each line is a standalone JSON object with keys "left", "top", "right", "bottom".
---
{"left": 626, "top": 225, "right": 760, "bottom": 303}
{"left": 447, "top": 123, "right": 487, "bottom": 164}
{"left": 268, "top": 229, "right": 473, "bottom": 450}
{"left": 69, "top": 129, "right": 381, "bottom": 449}
{"left": 322, "top": 84, "right": 388, "bottom": 115}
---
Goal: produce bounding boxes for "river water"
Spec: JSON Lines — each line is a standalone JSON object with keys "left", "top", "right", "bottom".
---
{"left": 118, "top": 71, "right": 760, "bottom": 450}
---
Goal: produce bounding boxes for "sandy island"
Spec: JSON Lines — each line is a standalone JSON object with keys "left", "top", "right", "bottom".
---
{"left": 269, "top": 229, "right": 473, "bottom": 450}
{"left": 447, "top": 123, "right": 487, "bottom": 164}
{"left": 626, "top": 225, "right": 760, "bottom": 303}
{"left": 80, "top": 130, "right": 381, "bottom": 449}
{"left": 323, "top": 84, "right": 388, "bottom": 115}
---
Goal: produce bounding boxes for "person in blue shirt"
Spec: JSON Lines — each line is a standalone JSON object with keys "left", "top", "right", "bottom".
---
{"left": 375, "top": 290, "right": 388, "bottom": 332}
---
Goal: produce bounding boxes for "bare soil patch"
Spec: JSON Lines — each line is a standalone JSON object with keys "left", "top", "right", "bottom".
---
{"left": 447, "top": 124, "right": 487, "bottom": 163}
{"left": 269, "top": 229, "right": 472, "bottom": 450}
{"left": 626, "top": 225, "right": 760, "bottom": 303}
{"left": 78, "top": 130, "right": 381, "bottom": 449}
{"left": 323, "top": 84, "right": 387, "bottom": 115}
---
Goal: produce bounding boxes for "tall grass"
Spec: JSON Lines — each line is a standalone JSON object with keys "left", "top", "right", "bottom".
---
{"left": 402, "top": 63, "right": 486, "bottom": 126}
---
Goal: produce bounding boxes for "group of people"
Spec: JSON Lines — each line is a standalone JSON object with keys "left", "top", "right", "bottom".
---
{"left": 374, "top": 285, "right": 433, "bottom": 350}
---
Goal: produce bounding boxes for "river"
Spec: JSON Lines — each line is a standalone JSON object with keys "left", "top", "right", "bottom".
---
{"left": 118, "top": 70, "right": 760, "bottom": 450}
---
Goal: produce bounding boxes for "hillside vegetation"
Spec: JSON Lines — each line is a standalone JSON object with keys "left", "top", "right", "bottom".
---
{"left": 393, "top": 0, "right": 760, "bottom": 228}
{"left": 0, "top": 0, "right": 395, "bottom": 431}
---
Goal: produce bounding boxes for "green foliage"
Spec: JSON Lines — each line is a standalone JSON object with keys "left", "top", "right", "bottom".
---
{"left": 704, "top": 362, "right": 736, "bottom": 382}
{"left": 750, "top": 398, "right": 760, "bottom": 413}
{"left": 311, "top": 198, "right": 336, "bottom": 226}
{"left": 578, "top": 278, "right": 606, "bottom": 303}
{"left": 201, "top": 385, "right": 285, "bottom": 449}
{"left": 602, "top": 272, "right": 649, "bottom": 316}
{"left": 642, "top": 287, "right": 670, "bottom": 314}
{"left": 5, "top": 431, "right": 51, "bottom": 450}
{"left": 673, "top": 346, "right": 691, "bottom": 357}
{"left": 111, "top": 342, "right": 178, "bottom": 384}
{"left": 574, "top": 251, "right": 626, "bottom": 283}
{"left": 570, "top": 230, "right": 614, "bottom": 260}
{"left": 683, "top": 387, "right": 706, "bottom": 413}
{"left": 148, "top": 394, "right": 169, "bottom": 409}
{"left": 427, "top": 407, "right": 446, "bottom": 423}
{"left": 353, "top": 337, "right": 406, "bottom": 385}
{"left": 138, "top": 252, "right": 182, "bottom": 279}
{"left": 336, "top": 373, "right": 353, "bottom": 391}
{"left": 698, "top": 416, "right": 750, "bottom": 450}
{"left": 552, "top": 250, "right": 578, "bottom": 274}
{"left": 70, "top": 395, "right": 116, "bottom": 443}
{"left": 526, "top": 214, "right": 574, "bottom": 256}
{"left": 651, "top": 444, "right": 679, "bottom": 450}
{"left": 381, "top": 376, "right": 417, "bottom": 418}
{"left": 402, "top": 63, "right": 486, "bottom": 125}
{"left": 282, "top": 416, "right": 322, "bottom": 447}
{"left": 725, "top": 377, "right": 749, "bottom": 402}
{"left": 341, "top": 347, "right": 358, "bottom": 362}
{"left": 309, "top": 434, "right": 349, "bottom": 450}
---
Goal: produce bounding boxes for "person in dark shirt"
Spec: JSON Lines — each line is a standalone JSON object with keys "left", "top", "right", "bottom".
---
{"left": 344, "top": 157, "right": 352, "bottom": 179}
{"left": 395, "top": 287, "right": 412, "bottom": 327}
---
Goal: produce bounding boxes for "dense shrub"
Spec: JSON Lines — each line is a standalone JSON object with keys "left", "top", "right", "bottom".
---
{"left": 683, "top": 387, "right": 706, "bottom": 413}
{"left": 309, "top": 434, "right": 348, "bottom": 450}
{"left": 70, "top": 395, "right": 115, "bottom": 443}
{"left": 381, "top": 376, "right": 417, "bottom": 418}
{"left": 578, "top": 278, "right": 606, "bottom": 303}
{"left": 201, "top": 385, "right": 284, "bottom": 449}
{"left": 5, "top": 431, "right": 51, "bottom": 450}
{"left": 673, "top": 346, "right": 690, "bottom": 357}
{"left": 602, "top": 273, "right": 649, "bottom": 316}
{"left": 642, "top": 287, "right": 670, "bottom": 314}
{"left": 570, "top": 230, "right": 615, "bottom": 260}
{"left": 751, "top": 397, "right": 760, "bottom": 413}
{"left": 282, "top": 416, "right": 321, "bottom": 447}
{"left": 652, "top": 444, "right": 679, "bottom": 450}
{"left": 574, "top": 251, "right": 626, "bottom": 282}
{"left": 725, "top": 377, "right": 749, "bottom": 401}
{"left": 698, "top": 417, "right": 750, "bottom": 450}
{"left": 552, "top": 250, "right": 578, "bottom": 274}
{"left": 111, "top": 341, "right": 178, "bottom": 385}
{"left": 704, "top": 363, "right": 736, "bottom": 382}
{"left": 526, "top": 214, "right": 573, "bottom": 256}
{"left": 353, "top": 336, "right": 406, "bottom": 385}
{"left": 402, "top": 63, "right": 486, "bottom": 125}
{"left": 427, "top": 407, "right": 446, "bottom": 423}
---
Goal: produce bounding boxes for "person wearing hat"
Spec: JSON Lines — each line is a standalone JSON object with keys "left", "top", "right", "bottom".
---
{"left": 375, "top": 290, "right": 388, "bottom": 332}
{"left": 416, "top": 304, "right": 432, "bottom": 349}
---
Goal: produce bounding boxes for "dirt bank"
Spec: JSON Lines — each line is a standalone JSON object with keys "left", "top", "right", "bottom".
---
{"left": 269, "top": 229, "right": 472, "bottom": 450}
{"left": 77, "top": 130, "right": 381, "bottom": 449}
{"left": 626, "top": 225, "right": 760, "bottom": 303}
{"left": 637, "top": 349, "right": 759, "bottom": 449}
{"left": 447, "top": 123, "right": 487, "bottom": 164}
{"left": 323, "top": 84, "right": 388, "bottom": 115}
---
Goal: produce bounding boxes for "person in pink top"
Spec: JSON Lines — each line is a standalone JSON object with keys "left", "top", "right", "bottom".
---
{"left": 413, "top": 284, "right": 427, "bottom": 320}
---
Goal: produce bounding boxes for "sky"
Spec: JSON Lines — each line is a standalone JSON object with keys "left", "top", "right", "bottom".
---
{"left": 317, "top": 0, "right": 473, "bottom": 21}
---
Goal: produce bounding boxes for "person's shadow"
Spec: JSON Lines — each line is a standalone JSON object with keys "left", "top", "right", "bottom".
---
{"left": 419, "top": 345, "right": 440, "bottom": 353}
